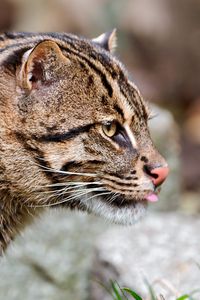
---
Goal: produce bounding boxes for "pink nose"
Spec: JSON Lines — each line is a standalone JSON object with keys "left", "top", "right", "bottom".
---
{"left": 149, "top": 166, "right": 169, "bottom": 187}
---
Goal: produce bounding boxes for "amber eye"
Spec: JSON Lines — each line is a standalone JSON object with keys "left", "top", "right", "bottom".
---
{"left": 102, "top": 121, "right": 117, "bottom": 138}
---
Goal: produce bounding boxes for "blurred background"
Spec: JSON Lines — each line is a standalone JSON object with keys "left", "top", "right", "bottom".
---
{"left": 0, "top": 0, "right": 199, "bottom": 299}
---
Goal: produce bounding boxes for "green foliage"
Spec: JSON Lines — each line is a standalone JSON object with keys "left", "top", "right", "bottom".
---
{"left": 122, "top": 288, "right": 143, "bottom": 300}
{"left": 103, "top": 279, "right": 155, "bottom": 300}
{"left": 176, "top": 296, "right": 192, "bottom": 300}
{"left": 109, "top": 280, "right": 141, "bottom": 300}
{"left": 101, "top": 279, "right": 200, "bottom": 300}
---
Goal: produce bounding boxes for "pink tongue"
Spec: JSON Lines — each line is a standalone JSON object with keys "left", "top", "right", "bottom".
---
{"left": 145, "top": 193, "right": 159, "bottom": 202}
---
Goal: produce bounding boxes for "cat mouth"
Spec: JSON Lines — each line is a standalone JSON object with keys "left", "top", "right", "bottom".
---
{"left": 97, "top": 185, "right": 160, "bottom": 207}
{"left": 99, "top": 177, "right": 160, "bottom": 206}
{"left": 45, "top": 182, "right": 160, "bottom": 210}
{"left": 80, "top": 188, "right": 150, "bottom": 225}
{"left": 100, "top": 191, "right": 159, "bottom": 208}
{"left": 55, "top": 186, "right": 160, "bottom": 225}
{"left": 46, "top": 181, "right": 160, "bottom": 225}
{"left": 101, "top": 193, "right": 147, "bottom": 208}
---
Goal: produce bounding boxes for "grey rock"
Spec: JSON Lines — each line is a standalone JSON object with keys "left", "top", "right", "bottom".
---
{"left": 149, "top": 104, "right": 181, "bottom": 211}
{"left": 0, "top": 210, "right": 109, "bottom": 300}
{"left": 90, "top": 213, "right": 200, "bottom": 300}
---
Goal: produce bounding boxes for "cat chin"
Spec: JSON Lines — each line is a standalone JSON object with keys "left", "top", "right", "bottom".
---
{"left": 81, "top": 195, "right": 147, "bottom": 225}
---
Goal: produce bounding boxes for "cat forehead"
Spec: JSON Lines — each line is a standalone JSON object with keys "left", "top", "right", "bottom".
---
{"left": 75, "top": 43, "right": 148, "bottom": 122}
{"left": 55, "top": 62, "right": 147, "bottom": 124}
{"left": 15, "top": 35, "right": 148, "bottom": 123}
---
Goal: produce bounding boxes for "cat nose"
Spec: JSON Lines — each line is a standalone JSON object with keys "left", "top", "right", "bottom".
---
{"left": 145, "top": 165, "right": 169, "bottom": 187}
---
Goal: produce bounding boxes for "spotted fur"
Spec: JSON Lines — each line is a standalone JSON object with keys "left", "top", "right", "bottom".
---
{"left": 0, "top": 31, "right": 167, "bottom": 253}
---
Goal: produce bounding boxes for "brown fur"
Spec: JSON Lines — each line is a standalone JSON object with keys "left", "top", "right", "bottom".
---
{"left": 0, "top": 32, "right": 167, "bottom": 254}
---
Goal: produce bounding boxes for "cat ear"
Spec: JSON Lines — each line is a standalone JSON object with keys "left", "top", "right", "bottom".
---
{"left": 18, "top": 40, "right": 69, "bottom": 91}
{"left": 92, "top": 29, "right": 117, "bottom": 53}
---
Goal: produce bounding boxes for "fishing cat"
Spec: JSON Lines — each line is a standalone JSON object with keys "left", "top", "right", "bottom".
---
{"left": 0, "top": 30, "right": 169, "bottom": 253}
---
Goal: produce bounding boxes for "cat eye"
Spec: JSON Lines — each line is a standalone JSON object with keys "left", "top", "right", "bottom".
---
{"left": 102, "top": 121, "right": 132, "bottom": 148}
{"left": 102, "top": 121, "right": 117, "bottom": 137}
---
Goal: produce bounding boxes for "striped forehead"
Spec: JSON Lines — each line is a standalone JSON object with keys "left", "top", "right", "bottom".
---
{"left": 112, "top": 79, "right": 147, "bottom": 124}
{"left": 0, "top": 32, "right": 148, "bottom": 123}
{"left": 93, "top": 48, "right": 149, "bottom": 122}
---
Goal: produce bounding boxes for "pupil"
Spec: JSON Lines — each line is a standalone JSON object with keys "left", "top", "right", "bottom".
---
{"left": 107, "top": 124, "right": 112, "bottom": 131}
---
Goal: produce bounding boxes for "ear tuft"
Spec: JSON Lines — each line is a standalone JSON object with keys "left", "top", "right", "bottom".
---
{"left": 92, "top": 29, "right": 117, "bottom": 53}
{"left": 18, "top": 40, "right": 69, "bottom": 91}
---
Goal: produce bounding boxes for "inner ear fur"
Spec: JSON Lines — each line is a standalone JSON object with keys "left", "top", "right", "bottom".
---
{"left": 92, "top": 29, "right": 117, "bottom": 53}
{"left": 18, "top": 40, "right": 69, "bottom": 91}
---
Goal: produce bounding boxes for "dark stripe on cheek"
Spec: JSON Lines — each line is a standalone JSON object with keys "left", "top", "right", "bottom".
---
{"left": 35, "top": 155, "right": 57, "bottom": 183}
{"left": 14, "top": 132, "right": 57, "bottom": 183}
{"left": 107, "top": 172, "right": 138, "bottom": 181}
{"left": 83, "top": 140, "right": 102, "bottom": 155}
{"left": 61, "top": 160, "right": 104, "bottom": 172}
{"left": 61, "top": 161, "right": 82, "bottom": 172}
{"left": 32, "top": 124, "right": 93, "bottom": 143}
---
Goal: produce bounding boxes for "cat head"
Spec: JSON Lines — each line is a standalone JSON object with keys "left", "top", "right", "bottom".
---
{"left": 1, "top": 31, "right": 169, "bottom": 225}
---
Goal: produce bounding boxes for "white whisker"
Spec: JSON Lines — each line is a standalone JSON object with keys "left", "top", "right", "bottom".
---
{"left": 28, "top": 187, "right": 106, "bottom": 208}
{"left": 37, "top": 181, "right": 102, "bottom": 188}
{"left": 83, "top": 190, "right": 113, "bottom": 202}
{"left": 33, "top": 161, "right": 97, "bottom": 177}
{"left": 108, "top": 192, "right": 118, "bottom": 204}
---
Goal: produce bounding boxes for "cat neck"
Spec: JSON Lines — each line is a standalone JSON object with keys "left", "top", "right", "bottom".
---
{"left": 0, "top": 191, "right": 42, "bottom": 254}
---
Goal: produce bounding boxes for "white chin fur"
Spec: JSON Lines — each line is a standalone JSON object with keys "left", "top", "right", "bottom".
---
{"left": 81, "top": 195, "right": 147, "bottom": 225}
